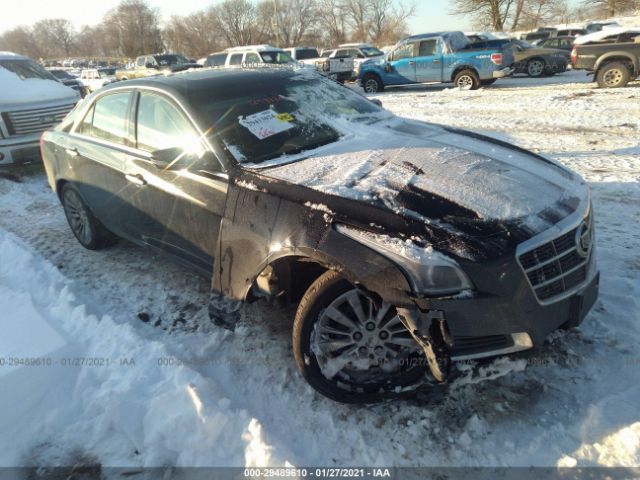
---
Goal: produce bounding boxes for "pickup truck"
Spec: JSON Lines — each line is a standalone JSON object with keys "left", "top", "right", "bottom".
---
{"left": 571, "top": 28, "right": 640, "bottom": 88}
{"left": 115, "top": 53, "right": 200, "bottom": 80}
{"left": 358, "top": 31, "right": 514, "bottom": 93}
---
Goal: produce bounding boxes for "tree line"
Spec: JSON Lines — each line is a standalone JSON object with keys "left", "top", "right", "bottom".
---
{"left": 0, "top": 0, "right": 415, "bottom": 60}
{"left": 1, "top": 0, "right": 638, "bottom": 61}
{"left": 451, "top": 0, "right": 640, "bottom": 31}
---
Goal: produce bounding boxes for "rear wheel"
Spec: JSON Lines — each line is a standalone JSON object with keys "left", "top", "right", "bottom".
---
{"left": 292, "top": 270, "right": 425, "bottom": 403}
{"left": 362, "top": 73, "right": 384, "bottom": 93}
{"left": 596, "top": 62, "right": 631, "bottom": 88}
{"left": 454, "top": 69, "right": 480, "bottom": 90}
{"left": 61, "top": 184, "right": 115, "bottom": 250}
{"left": 526, "top": 58, "right": 546, "bottom": 77}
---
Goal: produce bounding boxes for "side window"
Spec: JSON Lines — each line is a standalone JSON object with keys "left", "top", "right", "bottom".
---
{"left": 336, "top": 49, "right": 349, "bottom": 57}
{"left": 352, "top": 49, "right": 364, "bottom": 58}
{"left": 392, "top": 43, "right": 414, "bottom": 61}
{"left": 136, "top": 93, "right": 197, "bottom": 153}
{"left": 77, "top": 92, "right": 130, "bottom": 145}
{"left": 229, "top": 54, "right": 243, "bottom": 65}
{"left": 136, "top": 57, "right": 145, "bottom": 67}
{"left": 245, "top": 52, "right": 260, "bottom": 64}
{"left": 418, "top": 40, "right": 437, "bottom": 57}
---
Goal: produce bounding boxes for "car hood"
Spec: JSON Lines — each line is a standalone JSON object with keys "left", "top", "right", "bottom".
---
{"left": 0, "top": 68, "right": 80, "bottom": 106}
{"left": 249, "top": 119, "right": 588, "bottom": 258}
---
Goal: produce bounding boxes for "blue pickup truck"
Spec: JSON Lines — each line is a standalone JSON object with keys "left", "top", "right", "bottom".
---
{"left": 358, "top": 31, "right": 515, "bottom": 92}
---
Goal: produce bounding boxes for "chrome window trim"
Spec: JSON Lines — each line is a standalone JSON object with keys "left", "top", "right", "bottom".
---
{"left": 69, "top": 84, "right": 227, "bottom": 172}
{"left": 515, "top": 193, "right": 597, "bottom": 306}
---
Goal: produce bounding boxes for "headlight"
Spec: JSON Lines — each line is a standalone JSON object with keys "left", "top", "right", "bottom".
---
{"left": 336, "top": 224, "right": 473, "bottom": 295}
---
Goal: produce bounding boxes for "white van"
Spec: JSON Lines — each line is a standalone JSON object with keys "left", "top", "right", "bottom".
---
{"left": 0, "top": 52, "right": 79, "bottom": 165}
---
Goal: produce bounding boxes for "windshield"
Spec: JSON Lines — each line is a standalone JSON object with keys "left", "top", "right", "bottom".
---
{"left": 259, "top": 51, "right": 293, "bottom": 64}
{"left": 98, "top": 69, "right": 115, "bottom": 77}
{"left": 189, "top": 72, "right": 386, "bottom": 166}
{"left": 0, "top": 59, "right": 57, "bottom": 81}
{"left": 516, "top": 40, "right": 534, "bottom": 49}
{"left": 50, "top": 70, "right": 74, "bottom": 80}
{"left": 321, "top": 50, "right": 333, "bottom": 58}
{"left": 361, "top": 47, "right": 383, "bottom": 57}
{"left": 154, "top": 54, "right": 189, "bottom": 66}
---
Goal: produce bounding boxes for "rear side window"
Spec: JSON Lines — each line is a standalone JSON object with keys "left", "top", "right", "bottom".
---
{"left": 136, "top": 92, "right": 197, "bottom": 153}
{"left": 77, "top": 92, "right": 130, "bottom": 145}
{"left": 245, "top": 53, "right": 260, "bottom": 64}
{"left": 229, "top": 54, "right": 243, "bottom": 66}
{"left": 206, "top": 53, "right": 227, "bottom": 67}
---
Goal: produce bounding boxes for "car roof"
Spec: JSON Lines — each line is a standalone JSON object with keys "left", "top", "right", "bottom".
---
{"left": 101, "top": 68, "right": 307, "bottom": 99}
{"left": 0, "top": 51, "right": 28, "bottom": 61}
{"left": 403, "top": 32, "right": 451, "bottom": 41}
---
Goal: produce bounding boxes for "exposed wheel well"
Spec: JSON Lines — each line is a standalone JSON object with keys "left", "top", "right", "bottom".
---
{"left": 55, "top": 179, "right": 68, "bottom": 201}
{"left": 248, "top": 256, "right": 329, "bottom": 306}
{"left": 596, "top": 57, "right": 636, "bottom": 75}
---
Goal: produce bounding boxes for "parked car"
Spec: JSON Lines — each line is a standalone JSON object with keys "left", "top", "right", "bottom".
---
{"left": 79, "top": 68, "right": 117, "bottom": 93}
{"left": 40, "top": 68, "right": 599, "bottom": 403}
{"left": 284, "top": 47, "right": 321, "bottom": 65}
{"left": 48, "top": 69, "right": 88, "bottom": 97}
{"left": 522, "top": 31, "right": 553, "bottom": 42}
{"left": 314, "top": 49, "right": 355, "bottom": 83}
{"left": 585, "top": 21, "right": 621, "bottom": 34}
{"left": 115, "top": 53, "right": 201, "bottom": 80}
{"left": 203, "top": 51, "right": 228, "bottom": 68}
{"left": 572, "top": 28, "right": 640, "bottom": 88}
{"left": 335, "top": 43, "right": 385, "bottom": 79}
{"left": 0, "top": 52, "right": 79, "bottom": 165}
{"left": 556, "top": 28, "right": 587, "bottom": 37}
{"left": 511, "top": 39, "right": 570, "bottom": 77}
{"left": 223, "top": 45, "right": 294, "bottom": 67}
{"left": 358, "top": 31, "right": 514, "bottom": 92}
{"left": 537, "top": 36, "right": 576, "bottom": 52}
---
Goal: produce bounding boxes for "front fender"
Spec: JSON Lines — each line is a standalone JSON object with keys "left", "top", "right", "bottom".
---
{"left": 212, "top": 176, "right": 415, "bottom": 308}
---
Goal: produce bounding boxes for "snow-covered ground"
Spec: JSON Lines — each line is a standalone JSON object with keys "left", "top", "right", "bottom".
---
{"left": 0, "top": 70, "right": 639, "bottom": 469}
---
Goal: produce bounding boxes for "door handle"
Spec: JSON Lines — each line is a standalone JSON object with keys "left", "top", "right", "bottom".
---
{"left": 433, "top": 59, "right": 440, "bottom": 64}
{"left": 66, "top": 148, "right": 79, "bottom": 157}
{"left": 125, "top": 173, "right": 147, "bottom": 186}
{"left": 408, "top": 61, "right": 416, "bottom": 65}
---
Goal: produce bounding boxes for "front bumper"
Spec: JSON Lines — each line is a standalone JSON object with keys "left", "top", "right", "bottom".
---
{"left": 493, "top": 66, "right": 515, "bottom": 78}
{"left": 0, "top": 134, "right": 42, "bottom": 165}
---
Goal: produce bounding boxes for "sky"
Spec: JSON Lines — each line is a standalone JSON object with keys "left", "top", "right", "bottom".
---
{"left": 1, "top": 0, "right": 471, "bottom": 36}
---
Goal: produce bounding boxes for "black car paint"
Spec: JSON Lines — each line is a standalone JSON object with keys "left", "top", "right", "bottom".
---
{"left": 42, "top": 69, "right": 598, "bottom": 361}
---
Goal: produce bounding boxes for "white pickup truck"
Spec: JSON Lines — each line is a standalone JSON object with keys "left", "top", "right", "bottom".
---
{"left": 315, "top": 49, "right": 355, "bottom": 83}
{"left": 79, "top": 68, "right": 117, "bottom": 93}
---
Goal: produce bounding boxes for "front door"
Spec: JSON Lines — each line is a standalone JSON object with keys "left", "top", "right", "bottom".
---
{"left": 388, "top": 42, "right": 417, "bottom": 83}
{"left": 123, "top": 90, "right": 227, "bottom": 274}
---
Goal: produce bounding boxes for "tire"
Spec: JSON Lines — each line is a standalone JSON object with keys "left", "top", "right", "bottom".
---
{"left": 481, "top": 78, "right": 497, "bottom": 86}
{"left": 453, "top": 69, "right": 481, "bottom": 90}
{"left": 292, "top": 270, "right": 426, "bottom": 403}
{"left": 526, "top": 58, "right": 546, "bottom": 78}
{"left": 61, "top": 184, "right": 115, "bottom": 250}
{"left": 362, "top": 73, "right": 384, "bottom": 93}
{"left": 596, "top": 62, "right": 631, "bottom": 88}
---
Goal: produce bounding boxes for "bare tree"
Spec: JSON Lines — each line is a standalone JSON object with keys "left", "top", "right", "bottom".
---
{"left": 210, "top": 0, "right": 257, "bottom": 46}
{"left": 368, "top": 0, "right": 415, "bottom": 45}
{"left": 0, "top": 26, "right": 41, "bottom": 58}
{"left": 451, "top": 0, "right": 516, "bottom": 30}
{"left": 315, "top": 0, "right": 348, "bottom": 45}
{"left": 32, "top": 19, "right": 76, "bottom": 57}
{"left": 453, "top": 0, "right": 574, "bottom": 31}
{"left": 164, "top": 9, "right": 223, "bottom": 57}
{"left": 258, "top": 0, "right": 319, "bottom": 47}
{"left": 102, "top": 0, "right": 163, "bottom": 58}
{"left": 582, "top": 0, "right": 639, "bottom": 16}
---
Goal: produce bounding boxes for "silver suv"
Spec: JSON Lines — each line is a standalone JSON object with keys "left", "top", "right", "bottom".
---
{"left": 0, "top": 52, "right": 79, "bottom": 165}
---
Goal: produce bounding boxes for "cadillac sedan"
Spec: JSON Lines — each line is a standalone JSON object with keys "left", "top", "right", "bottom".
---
{"left": 41, "top": 68, "right": 599, "bottom": 403}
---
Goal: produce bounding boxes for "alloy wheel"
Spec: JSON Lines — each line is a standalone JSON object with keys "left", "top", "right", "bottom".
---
{"left": 364, "top": 78, "right": 379, "bottom": 93}
{"left": 528, "top": 60, "right": 545, "bottom": 77}
{"left": 63, "top": 189, "right": 93, "bottom": 246}
{"left": 456, "top": 75, "right": 474, "bottom": 89}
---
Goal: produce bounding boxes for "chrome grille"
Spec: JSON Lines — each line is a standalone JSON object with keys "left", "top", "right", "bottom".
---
{"left": 3, "top": 103, "right": 75, "bottom": 137}
{"left": 518, "top": 211, "right": 593, "bottom": 303}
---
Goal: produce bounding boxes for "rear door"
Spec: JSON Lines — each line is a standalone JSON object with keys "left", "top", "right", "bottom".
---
{"left": 414, "top": 39, "right": 443, "bottom": 83}
{"left": 123, "top": 90, "right": 227, "bottom": 273}
{"left": 66, "top": 90, "right": 139, "bottom": 237}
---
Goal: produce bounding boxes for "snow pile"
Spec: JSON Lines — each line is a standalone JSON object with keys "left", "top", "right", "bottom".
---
{"left": 574, "top": 26, "right": 640, "bottom": 44}
{"left": 0, "top": 230, "right": 283, "bottom": 467}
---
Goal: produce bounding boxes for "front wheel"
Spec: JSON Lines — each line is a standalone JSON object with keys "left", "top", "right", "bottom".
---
{"left": 454, "top": 69, "right": 481, "bottom": 90}
{"left": 596, "top": 62, "right": 631, "bottom": 88}
{"left": 292, "top": 270, "right": 425, "bottom": 403}
{"left": 362, "top": 73, "right": 384, "bottom": 93}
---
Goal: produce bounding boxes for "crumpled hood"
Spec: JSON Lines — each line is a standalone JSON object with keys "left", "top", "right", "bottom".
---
{"left": 260, "top": 119, "right": 587, "bottom": 238}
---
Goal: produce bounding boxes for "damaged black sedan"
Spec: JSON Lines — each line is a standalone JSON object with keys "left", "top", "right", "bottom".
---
{"left": 41, "top": 68, "right": 599, "bottom": 403}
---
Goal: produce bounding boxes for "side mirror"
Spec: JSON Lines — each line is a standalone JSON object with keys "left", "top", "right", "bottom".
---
{"left": 384, "top": 62, "right": 393, "bottom": 73}
{"left": 145, "top": 62, "right": 157, "bottom": 69}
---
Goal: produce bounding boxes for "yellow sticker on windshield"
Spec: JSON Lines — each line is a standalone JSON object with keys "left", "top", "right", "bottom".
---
{"left": 276, "top": 113, "right": 295, "bottom": 123}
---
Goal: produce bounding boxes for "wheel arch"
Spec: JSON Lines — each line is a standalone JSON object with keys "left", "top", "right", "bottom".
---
{"left": 594, "top": 53, "right": 638, "bottom": 76}
{"left": 450, "top": 65, "right": 479, "bottom": 82}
